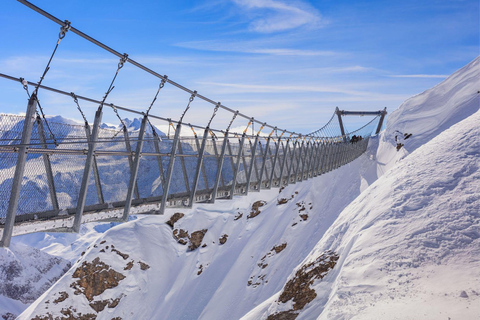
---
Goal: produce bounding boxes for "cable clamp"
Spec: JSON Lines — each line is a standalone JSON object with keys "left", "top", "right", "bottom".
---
{"left": 118, "top": 53, "right": 129, "bottom": 69}
{"left": 58, "top": 20, "right": 71, "bottom": 40}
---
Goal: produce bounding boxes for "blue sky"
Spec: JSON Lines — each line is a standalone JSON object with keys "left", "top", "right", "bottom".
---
{"left": 0, "top": 0, "right": 478, "bottom": 134}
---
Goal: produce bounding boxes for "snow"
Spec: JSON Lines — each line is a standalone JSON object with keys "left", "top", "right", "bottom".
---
{"left": 243, "top": 109, "right": 479, "bottom": 320}
{"left": 1, "top": 55, "right": 479, "bottom": 319}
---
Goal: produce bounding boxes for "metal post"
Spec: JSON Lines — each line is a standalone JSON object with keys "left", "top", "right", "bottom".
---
{"left": 245, "top": 134, "right": 259, "bottom": 195}
{"left": 123, "top": 115, "right": 147, "bottom": 221}
{"left": 302, "top": 140, "right": 312, "bottom": 180}
{"left": 211, "top": 135, "right": 225, "bottom": 188}
{"left": 124, "top": 127, "right": 140, "bottom": 199}
{"left": 159, "top": 124, "right": 182, "bottom": 214}
{"left": 268, "top": 137, "right": 281, "bottom": 188}
{"left": 1, "top": 94, "right": 37, "bottom": 247}
{"left": 375, "top": 108, "right": 387, "bottom": 134}
{"left": 36, "top": 116, "right": 59, "bottom": 212}
{"left": 279, "top": 139, "right": 290, "bottom": 186}
{"left": 307, "top": 140, "right": 316, "bottom": 178}
{"left": 258, "top": 136, "right": 271, "bottom": 189}
{"left": 193, "top": 132, "right": 209, "bottom": 193}
{"left": 189, "top": 128, "right": 209, "bottom": 207}
{"left": 210, "top": 131, "right": 228, "bottom": 204}
{"left": 84, "top": 123, "right": 104, "bottom": 204}
{"left": 300, "top": 140, "right": 309, "bottom": 181}
{"left": 336, "top": 107, "right": 347, "bottom": 142}
{"left": 152, "top": 131, "right": 166, "bottom": 188}
{"left": 73, "top": 106, "right": 103, "bottom": 233}
{"left": 229, "top": 134, "right": 246, "bottom": 199}
{"left": 287, "top": 139, "right": 298, "bottom": 184}
{"left": 312, "top": 140, "right": 321, "bottom": 176}
{"left": 177, "top": 140, "right": 191, "bottom": 196}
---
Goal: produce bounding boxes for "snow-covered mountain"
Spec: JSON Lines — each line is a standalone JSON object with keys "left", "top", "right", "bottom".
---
{"left": 1, "top": 56, "right": 478, "bottom": 319}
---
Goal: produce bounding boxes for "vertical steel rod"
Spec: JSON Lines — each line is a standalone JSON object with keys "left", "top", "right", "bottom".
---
{"left": 73, "top": 106, "right": 103, "bottom": 233}
{"left": 279, "top": 139, "right": 290, "bottom": 186}
{"left": 210, "top": 132, "right": 229, "bottom": 203}
{"left": 1, "top": 94, "right": 37, "bottom": 247}
{"left": 84, "top": 123, "right": 104, "bottom": 204}
{"left": 123, "top": 115, "right": 147, "bottom": 221}
{"left": 36, "top": 116, "right": 59, "bottom": 212}
{"left": 124, "top": 127, "right": 140, "bottom": 199}
{"left": 258, "top": 136, "right": 271, "bottom": 189}
{"left": 177, "top": 141, "right": 191, "bottom": 197}
{"left": 244, "top": 134, "right": 259, "bottom": 195}
{"left": 160, "top": 124, "right": 182, "bottom": 214}
{"left": 229, "top": 134, "right": 246, "bottom": 199}
{"left": 189, "top": 128, "right": 209, "bottom": 207}
{"left": 152, "top": 131, "right": 166, "bottom": 188}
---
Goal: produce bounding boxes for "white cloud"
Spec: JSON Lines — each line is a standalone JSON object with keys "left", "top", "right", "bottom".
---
{"left": 389, "top": 74, "right": 448, "bottom": 79}
{"left": 232, "top": 0, "right": 322, "bottom": 33}
{"left": 175, "top": 40, "right": 335, "bottom": 56}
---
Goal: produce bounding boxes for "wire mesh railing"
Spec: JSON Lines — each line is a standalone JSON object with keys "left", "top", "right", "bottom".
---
{"left": 0, "top": 0, "right": 387, "bottom": 246}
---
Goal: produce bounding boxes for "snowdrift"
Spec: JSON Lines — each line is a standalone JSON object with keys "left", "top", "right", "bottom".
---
{"left": 243, "top": 109, "right": 480, "bottom": 320}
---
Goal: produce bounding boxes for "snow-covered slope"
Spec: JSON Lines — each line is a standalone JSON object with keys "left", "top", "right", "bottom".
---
{"left": 242, "top": 108, "right": 480, "bottom": 320}
{"left": 17, "top": 146, "right": 378, "bottom": 320}
{"left": 9, "top": 55, "right": 480, "bottom": 319}
{"left": 376, "top": 56, "right": 479, "bottom": 176}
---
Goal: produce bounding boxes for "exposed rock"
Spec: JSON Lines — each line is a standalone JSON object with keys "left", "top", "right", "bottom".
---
{"left": 273, "top": 243, "right": 287, "bottom": 254}
{"left": 89, "top": 297, "right": 122, "bottom": 312}
{"left": 53, "top": 291, "right": 69, "bottom": 304}
{"left": 138, "top": 261, "right": 150, "bottom": 270}
{"left": 219, "top": 234, "right": 229, "bottom": 245}
{"left": 124, "top": 261, "right": 134, "bottom": 270}
{"left": 197, "top": 264, "right": 204, "bottom": 275}
{"left": 189, "top": 229, "right": 208, "bottom": 251}
{"left": 100, "top": 240, "right": 106, "bottom": 245}
{"left": 32, "top": 308, "right": 96, "bottom": 320}
{"left": 278, "top": 251, "right": 339, "bottom": 310}
{"left": 248, "top": 200, "right": 266, "bottom": 219}
{"left": 277, "top": 198, "right": 289, "bottom": 205}
{"left": 173, "top": 229, "right": 189, "bottom": 241}
{"left": 279, "top": 186, "right": 285, "bottom": 193}
{"left": 300, "top": 214, "right": 308, "bottom": 221}
{"left": 111, "top": 248, "right": 129, "bottom": 260}
{"left": 234, "top": 212, "right": 243, "bottom": 220}
{"left": 266, "top": 310, "right": 298, "bottom": 320}
{"left": 71, "top": 257, "right": 126, "bottom": 301}
{"left": 166, "top": 212, "right": 184, "bottom": 228}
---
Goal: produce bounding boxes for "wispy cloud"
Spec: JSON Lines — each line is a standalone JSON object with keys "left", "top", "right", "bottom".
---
{"left": 389, "top": 74, "right": 448, "bottom": 79}
{"left": 232, "top": 0, "right": 322, "bottom": 33}
{"left": 176, "top": 40, "right": 336, "bottom": 56}
{"left": 198, "top": 81, "right": 374, "bottom": 96}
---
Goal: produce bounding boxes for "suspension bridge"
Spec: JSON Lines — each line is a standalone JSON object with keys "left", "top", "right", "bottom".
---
{"left": 0, "top": 0, "right": 386, "bottom": 247}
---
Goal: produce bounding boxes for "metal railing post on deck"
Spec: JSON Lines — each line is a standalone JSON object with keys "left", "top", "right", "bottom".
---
{"left": 268, "top": 136, "right": 282, "bottom": 188}
{"left": 229, "top": 133, "right": 246, "bottom": 199}
{"left": 245, "top": 134, "right": 260, "bottom": 195}
{"left": 1, "top": 94, "right": 37, "bottom": 247}
{"left": 124, "top": 127, "right": 140, "bottom": 200}
{"left": 73, "top": 106, "right": 103, "bottom": 233}
{"left": 177, "top": 141, "right": 191, "bottom": 197}
{"left": 210, "top": 131, "right": 229, "bottom": 203}
{"left": 160, "top": 124, "right": 182, "bottom": 215}
{"left": 123, "top": 115, "right": 147, "bottom": 221}
{"left": 36, "top": 116, "right": 59, "bottom": 212}
{"left": 152, "top": 130, "right": 166, "bottom": 188}
{"left": 258, "top": 136, "right": 271, "bottom": 189}
{"left": 287, "top": 139, "right": 298, "bottom": 184}
{"left": 84, "top": 123, "right": 104, "bottom": 204}
{"left": 189, "top": 128, "right": 209, "bottom": 207}
{"left": 279, "top": 139, "right": 290, "bottom": 186}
